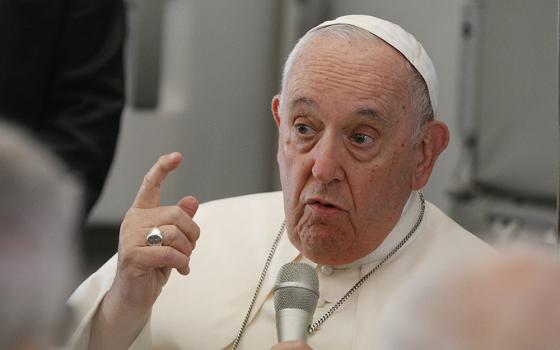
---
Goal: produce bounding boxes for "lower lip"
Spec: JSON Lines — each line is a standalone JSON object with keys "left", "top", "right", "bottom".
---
{"left": 307, "top": 203, "right": 344, "bottom": 215}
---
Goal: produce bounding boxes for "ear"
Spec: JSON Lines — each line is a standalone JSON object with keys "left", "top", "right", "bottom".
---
{"left": 271, "top": 94, "right": 281, "bottom": 128}
{"left": 411, "top": 120, "right": 449, "bottom": 190}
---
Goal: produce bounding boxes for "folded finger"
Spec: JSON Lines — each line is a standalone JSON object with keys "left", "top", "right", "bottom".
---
{"left": 156, "top": 206, "right": 201, "bottom": 245}
{"left": 159, "top": 225, "right": 194, "bottom": 257}
{"left": 138, "top": 246, "right": 191, "bottom": 275}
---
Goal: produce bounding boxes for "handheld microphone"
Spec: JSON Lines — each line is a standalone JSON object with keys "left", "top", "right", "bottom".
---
{"left": 273, "top": 262, "right": 319, "bottom": 342}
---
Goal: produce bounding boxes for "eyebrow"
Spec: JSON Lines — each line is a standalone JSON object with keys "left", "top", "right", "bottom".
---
{"left": 289, "top": 96, "right": 316, "bottom": 109}
{"left": 287, "top": 96, "right": 391, "bottom": 125}
{"left": 355, "top": 107, "right": 391, "bottom": 125}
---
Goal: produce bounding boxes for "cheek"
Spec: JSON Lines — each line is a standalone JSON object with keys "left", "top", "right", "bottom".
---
{"left": 277, "top": 137, "right": 303, "bottom": 205}
{"left": 278, "top": 129, "right": 311, "bottom": 181}
{"left": 276, "top": 129, "right": 291, "bottom": 176}
{"left": 357, "top": 149, "right": 414, "bottom": 207}
{"left": 392, "top": 147, "right": 417, "bottom": 183}
{"left": 279, "top": 156, "right": 312, "bottom": 201}
{"left": 277, "top": 127, "right": 296, "bottom": 167}
{"left": 382, "top": 152, "right": 416, "bottom": 203}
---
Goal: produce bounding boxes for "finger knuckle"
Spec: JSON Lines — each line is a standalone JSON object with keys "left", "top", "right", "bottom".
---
{"left": 182, "top": 257, "right": 191, "bottom": 275}
{"left": 119, "top": 247, "right": 136, "bottom": 266}
{"left": 193, "top": 225, "right": 201, "bottom": 241}
{"left": 182, "top": 242, "right": 193, "bottom": 256}
{"left": 171, "top": 206, "right": 185, "bottom": 220}
{"left": 120, "top": 218, "right": 131, "bottom": 232}
{"left": 142, "top": 174, "right": 155, "bottom": 188}
{"left": 165, "top": 232, "right": 178, "bottom": 248}
{"left": 160, "top": 246, "right": 173, "bottom": 263}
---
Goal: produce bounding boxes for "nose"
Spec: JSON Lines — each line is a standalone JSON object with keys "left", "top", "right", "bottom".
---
{"left": 311, "top": 135, "right": 346, "bottom": 184}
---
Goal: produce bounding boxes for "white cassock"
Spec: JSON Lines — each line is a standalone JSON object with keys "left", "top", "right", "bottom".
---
{"left": 67, "top": 191, "right": 491, "bottom": 349}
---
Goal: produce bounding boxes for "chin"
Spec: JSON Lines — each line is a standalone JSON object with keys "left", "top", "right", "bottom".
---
{"left": 297, "top": 224, "right": 353, "bottom": 264}
{"left": 302, "top": 249, "right": 356, "bottom": 266}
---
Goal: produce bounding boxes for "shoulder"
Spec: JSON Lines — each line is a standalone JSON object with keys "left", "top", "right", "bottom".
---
{"left": 415, "top": 200, "right": 492, "bottom": 260}
{"left": 382, "top": 200, "right": 493, "bottom": 292}
{"left": 425, "top": 201, "right": 487, "bottom": 244}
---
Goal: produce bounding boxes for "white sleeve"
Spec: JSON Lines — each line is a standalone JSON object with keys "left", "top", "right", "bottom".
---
{"left": 65, "top": 254, "right": 153, "bottom": 349}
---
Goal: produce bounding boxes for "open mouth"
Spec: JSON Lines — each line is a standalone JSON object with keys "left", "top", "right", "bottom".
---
{"left": 306, "top": 198, "right": 342, "bottom": 210}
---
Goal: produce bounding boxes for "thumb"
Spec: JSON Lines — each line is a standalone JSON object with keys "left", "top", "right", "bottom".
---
{"left": 177, "top": 195, "right": 199, "bottom": 218}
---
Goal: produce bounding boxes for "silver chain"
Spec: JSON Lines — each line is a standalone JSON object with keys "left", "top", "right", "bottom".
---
{"left": 231, "top": 221, "right": 285, "bottom": 350}
{"left": 231, "top": 193, "right": 425, "bottom": 348}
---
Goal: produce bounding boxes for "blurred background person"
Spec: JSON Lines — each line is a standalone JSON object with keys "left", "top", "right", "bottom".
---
{"left": 0, "top": 0, "right": 125, "bottom": 218}
{"left": 0, "top": 121, "right": 82, "bottom": 349}
{"left": 380, "top": 247, "right": 560, "bottom": 350}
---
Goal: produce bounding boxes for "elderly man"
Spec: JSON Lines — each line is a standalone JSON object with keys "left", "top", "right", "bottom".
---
{"left": 67, "top": 15, "right": 489, "bottom": 349}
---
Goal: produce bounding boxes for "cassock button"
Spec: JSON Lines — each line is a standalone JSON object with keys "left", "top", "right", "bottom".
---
{"left": 319, "top": 265, "right": 334, "bottom": 276}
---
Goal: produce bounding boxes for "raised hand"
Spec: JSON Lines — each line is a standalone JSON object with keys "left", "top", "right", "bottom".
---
{"left": 89, "top": 152, "right": 200, "bottom": 350}
{"left": 113, "top": 152, "right": 199, "bottom": 307}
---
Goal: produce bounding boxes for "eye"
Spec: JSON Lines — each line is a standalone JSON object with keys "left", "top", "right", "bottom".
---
{"left": 351, "top": 133, "right": 374, "bottom": 145}
{"left": 294, "top": 123, "right": 315, "bottom": 135}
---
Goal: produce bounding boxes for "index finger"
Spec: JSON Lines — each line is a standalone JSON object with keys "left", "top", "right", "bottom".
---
{"left": 132, "top": 152, "right": 182, "bottom": 209}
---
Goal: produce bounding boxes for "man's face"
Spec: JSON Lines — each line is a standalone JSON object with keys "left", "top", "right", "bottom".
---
{"left": 273, "top": 34, "right": 423, "bottom": 265}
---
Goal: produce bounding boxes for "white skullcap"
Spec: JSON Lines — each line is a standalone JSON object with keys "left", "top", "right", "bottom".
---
{"left": 310, "top": 15, "right": 439, "bottom": 114}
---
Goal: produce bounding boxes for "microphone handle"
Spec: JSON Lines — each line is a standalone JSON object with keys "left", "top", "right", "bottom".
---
{"left": 276, "top": 308, "right": 312, "bottom": 342}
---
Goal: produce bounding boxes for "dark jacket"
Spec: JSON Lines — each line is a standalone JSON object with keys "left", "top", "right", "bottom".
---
{"left": 0, "top": 0, "right": 126, "bottom": 216}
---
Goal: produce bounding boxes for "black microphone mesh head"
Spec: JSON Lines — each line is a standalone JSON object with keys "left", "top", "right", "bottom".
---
{"left": 273, "top": 262, "right": 319, "bottom": 313}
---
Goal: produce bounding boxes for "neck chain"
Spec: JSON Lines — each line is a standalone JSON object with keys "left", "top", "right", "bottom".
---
{"left": 231, "top": 193, "right": 425, "bottom": 349}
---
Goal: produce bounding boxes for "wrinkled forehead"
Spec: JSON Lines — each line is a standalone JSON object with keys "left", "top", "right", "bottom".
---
{"left": 282, "top": 33, "right": 412, "bottom": 114}
{"left": 307, "top": 16, "right": 438, "bottom": 113}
